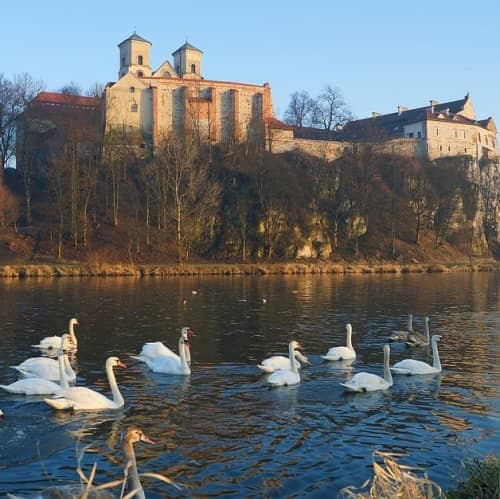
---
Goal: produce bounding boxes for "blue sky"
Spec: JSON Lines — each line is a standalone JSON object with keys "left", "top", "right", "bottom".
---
{"left": 3, "top": 0, "right": 499, "bottom": 127}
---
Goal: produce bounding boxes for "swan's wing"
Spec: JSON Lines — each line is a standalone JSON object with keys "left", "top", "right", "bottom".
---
{"left": 48, "top": 386, "right": 114, "bottom": 410}
{"left": 340, "top": 372, "right": 385, "bottom": 392}
{"left": 267, "top": 369, "right": 300, "bottom": 386}
{"left": 150, "top": 356, "right": 187, "bottom": 374}
{"left": 0, "top": 378, "right": 61, "bottom": 395}
{"left": 32, "top": 335, "right": 62, "bottom": 349}
{"left": 260, "top": 355, "right": 293, "bottom": 372}
{"left": 323, "top": 346, "right": 355, "bottom": 361}
{"left": 140, "top": 342, "right": 179, "bottom": 360}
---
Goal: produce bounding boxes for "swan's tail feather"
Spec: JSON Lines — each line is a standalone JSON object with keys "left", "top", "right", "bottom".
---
{"left": 0, "top": 385, "right": 16, "bottom": 393}
{"left": 257, "top": 364, "right": 273, "bottom": 373}
{"left": 130, "top": 355, "right": 147, "bottom": 363}
{"left": 339, "top": 382, "right": 362, "bottom": 392}
{"left": 44, "top": 397, "right": 74, "bottom": 410}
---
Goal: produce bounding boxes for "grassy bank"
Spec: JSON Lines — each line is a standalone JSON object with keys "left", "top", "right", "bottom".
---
{"left": 0, "top": 260, "right": 498, "bottom": 278}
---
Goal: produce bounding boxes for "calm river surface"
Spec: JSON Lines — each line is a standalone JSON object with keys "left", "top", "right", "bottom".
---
{"left": 0, "top": 272, "right": 498, "bottom": 497}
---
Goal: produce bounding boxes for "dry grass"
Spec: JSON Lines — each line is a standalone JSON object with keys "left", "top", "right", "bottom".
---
{"left": 340, "top": 450, "right": 445, "bottom": 499}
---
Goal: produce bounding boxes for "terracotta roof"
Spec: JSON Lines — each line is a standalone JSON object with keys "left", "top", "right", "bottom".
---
{"left": 118, "top": 32, "right": 151, "bottom": 46}
{"left": 172, "top": 42, "right": 203, "bottom": 55}
{"left": 266, "top": 117, "right": 293, "bottom": 130}
{"left": 32, "top": 92, "right": 100, "bottom": 108}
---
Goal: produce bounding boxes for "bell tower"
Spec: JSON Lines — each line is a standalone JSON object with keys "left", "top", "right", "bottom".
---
{"left": 172, "top": 42, "right": 203, "bottom": 80}
{"left": 118, "top": 32, "right": 152, "bottom": 79}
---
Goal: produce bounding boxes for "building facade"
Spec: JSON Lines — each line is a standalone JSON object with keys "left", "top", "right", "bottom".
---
{"left": 106, "top": 33, "right": 276, "bottom": 147}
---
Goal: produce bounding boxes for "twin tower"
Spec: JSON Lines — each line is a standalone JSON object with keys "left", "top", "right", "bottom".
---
{"left": 118, "top": 32, "right": 203, "bottom": 80}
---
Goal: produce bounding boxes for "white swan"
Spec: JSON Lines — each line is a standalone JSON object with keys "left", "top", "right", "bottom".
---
{"left": 132, "top": 327, "right": 193, "bottom": 375}
{"left": 406, "top": 316, "right": 430, "bottom": 347}
{"left": 258, "top": 348, "right": 310, "bottom": 373}
{"left": 123, "top": 427, "right": 155, "bottom": 499}
{"left": 322, "top": 323, "right": 356, "bottom": 361}
{"left": 340, "top": 344, "right": 393, "bottom": 392}
{"left": 44, "top": 356, "right": 126, "bottom": 411}
{"left": 267, "top": 341, "right": 305, "bottom": 387}
{"left": 391, "top": 335, "right": 442, "bottom": 375}
{"left": 388, "top": 314, "right": 413, "bottom": 342}
{"left": 0, "top": 409, "right": 3, "bottom": 417}
{"left": 10, "top": 351, "right": 76, "bottom": 382}
{"left": 1, "top": 342, "right": 71, "bottom": 395}
{"left": 32, "top": 318, "right": 79, "bottom": 351}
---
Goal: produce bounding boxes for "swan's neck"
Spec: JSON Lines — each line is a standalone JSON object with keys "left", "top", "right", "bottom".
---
{"left": 68, "top": 322, "right": 77, "bottom": 345}
{"left": 432, "top": 339, "right": 441, "bottom": 370}
{"left": 346, "top": 327, "right": 353, "bottom": 349}
{"left": 178, "top": 337, "right": 189, "bottom": 373}
{"left": 106, "top": 363, "right": 124, "bottom": 407}
{"left": 408, "top": 314, "right": 413, "bottom": 332}
{"left": 425, "top": 319, "right": 430, "bottom": 342}
{"left": 184, "top": 343, "right": 191, "bottom": 365}
{"left": 289, "top": 344, "right": 298, "bottom": 374}
{"left": 63, "top": 355, "right": 74, "bottom": 381}
{"left": 58, "top": 352, "right": 70, "bottom": 391}
{"left": 124, "top": 444, "right": 145, "bottom": 499}
{"left": 383, "top": 350, "right": 393, "bottom": 386}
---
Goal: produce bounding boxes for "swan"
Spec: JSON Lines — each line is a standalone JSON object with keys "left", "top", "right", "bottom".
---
{"left": 258, "top": 348, "right": 310, "bottom": 373}
{"left": 340, "top": 344, "right": 393, "bottom": 392}
{"left": 267, "top": 341, "right": 305, "bottom": 387}
{"left": 10, "top": 351, "right": 76, "bottom": 382}
{"left": 32, "top": 318, "right": 79, "bottom": 351}
{"left": 321, "top": 323, "right": 356, "bottom": 361}
{"left": 44, "top": 356, "right": 126, "bottom": 411}
{"left": 132, "top": 327, "right": 193, "bottom": 375}
{"left": 1, "top": 344, "right": 71, "bottom": 395}
{"left": 391, "top": 335, "right": 442, "bottom": 375}
{"left": 0, "top": 409, "right": 3, "bottom": 417}
{"left": 388, "top": 314, "right": 413, "bottom": 342}
{"left": 123, "top": 427, "right": 155, "bottom": 499}
{"left": 406, "top": 316, "right": 430, "bottom": 347}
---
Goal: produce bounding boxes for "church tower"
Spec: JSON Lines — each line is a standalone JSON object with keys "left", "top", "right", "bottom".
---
{"left": 118, "top": 32, "right": 152, "bottom": 79}
{"left": 172, "top": 42, "right": 203, "bottom": 80}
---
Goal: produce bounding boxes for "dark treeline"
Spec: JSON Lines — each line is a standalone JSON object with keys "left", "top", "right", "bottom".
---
{"left": 3, "top": 136, "right": 499, "bottom": 264}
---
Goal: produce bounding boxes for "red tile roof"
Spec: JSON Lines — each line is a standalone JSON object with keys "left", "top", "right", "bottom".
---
{"left": 33, "top": 91, "right": 100, "bottom": 108}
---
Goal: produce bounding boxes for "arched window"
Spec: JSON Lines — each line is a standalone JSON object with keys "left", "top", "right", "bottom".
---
{"left": 138, "top": 55, "right": 143, "bottom": 65}
{"left": 191, "top": 64, "right": 196, "bottom": 73}
{"left": 130, "top": 86, "right": 135, "bottom": 93}
{"left": 162, "top": 71, "right": 171, "bottom": 78}
{"left": 137, "top": 71, "right": 144, "bottom": 77}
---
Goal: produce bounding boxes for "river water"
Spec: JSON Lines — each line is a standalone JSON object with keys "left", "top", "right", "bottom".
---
{"left": 0, "top": 272, "right": 498, "bottom": 497}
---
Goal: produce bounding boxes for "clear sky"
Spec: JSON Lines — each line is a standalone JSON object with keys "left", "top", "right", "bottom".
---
{"left": 3, "top": 0, "right": 499, "bottom": 127}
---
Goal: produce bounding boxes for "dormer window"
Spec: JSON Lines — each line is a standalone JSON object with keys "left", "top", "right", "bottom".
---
{"left": 137, "top": 71, "right": 144, "bottom": 77}
{"left": 191, "top": 64, "right": 196, "bottom": 73}
{"left": 138, "top": 55, "right": 143, "bottom": 65}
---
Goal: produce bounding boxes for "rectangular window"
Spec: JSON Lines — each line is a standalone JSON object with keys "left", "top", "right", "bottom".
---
{"left": 131, "top": 103, "right": 138, "bottom": 112}
{"left": 436, "top": 128, "right": 439, "bottom": 136}
{"left": 408, "top": 132, "right": 414, "bottom": 138}
{"left": 417, "top": 131, "right": 422, "bottom": 138}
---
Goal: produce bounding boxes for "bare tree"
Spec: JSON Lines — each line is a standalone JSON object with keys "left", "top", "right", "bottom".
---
{"left": 283, "top": 91, "right": 316, "bottom": 128}
{"left": 0, "top": 73, "right": 44, "bottom": 181}
{"left": 312, "top": 85, "right": 352, "bottom": 139}
{"left": 58, "top": 82, "right": 82, "bottom": 96}
{"left": 0, "top": 183, "right": 19, "bottom": 231}
{"left": 86, "top": 82, "right": 106, "bottom": 99}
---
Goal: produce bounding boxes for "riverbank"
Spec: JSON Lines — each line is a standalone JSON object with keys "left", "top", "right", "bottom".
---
{"left": 0, "top": 260, "right": 498, "bottom": 277}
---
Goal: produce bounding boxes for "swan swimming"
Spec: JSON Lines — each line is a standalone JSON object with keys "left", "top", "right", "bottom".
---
{"left": 388, "top": 314, "right": 413, "bottom": 342}
{"left": 340, "top": 344, "right": 393, "bottom": 392}
{"left": 123, "top": 427, "right": 155, "bottom": 499}
{"left": 32, "top": 318, "right": 79, "bottom": 351}
{"left": 322, "top": 323, "right": 356, "bottom": 361}
{"left": 44, "top": 356, "right": 126, "bottom": 411}
{"left": 132, "top": 326, "right": 194, "bottom": 375}
{"left": 2, "top": 336, "right": 72, "bottom": 395}
{"left": 10, "top": 342, "right": 76, "bottom": 382}
{"left": 267, "top": 341, "right": 306, "bottom": 387}
{"left": 258, "top": 347, "right": 310, "bottom": 373}
{"left": 405, "top": 316, "right": 430, "bottom": 347}
{"left": 391, "top": 335, "right": 442, "bottom": 375}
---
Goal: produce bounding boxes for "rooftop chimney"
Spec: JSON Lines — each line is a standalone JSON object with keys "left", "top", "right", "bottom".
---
{"left": 397, "top": 105, "right": 408, "bottom": 115}
{"left": 372, "top": 112, "right": 381, "bottom": 118}
{"left": 429, "top": 99, "right": 439, "bottom": 112}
